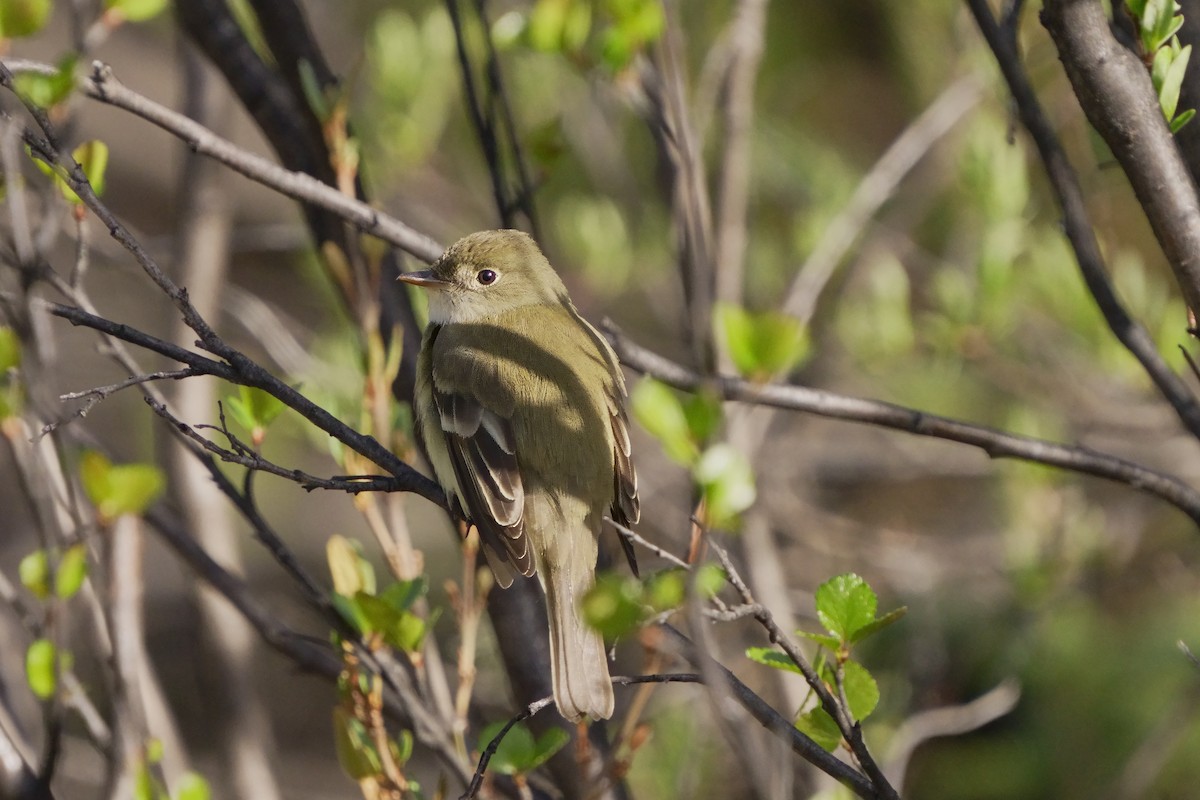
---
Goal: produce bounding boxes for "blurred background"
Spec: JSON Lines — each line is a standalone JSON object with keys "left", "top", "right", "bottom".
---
{"left": 4, "top": 1, "right": 1200, "bottom": 798}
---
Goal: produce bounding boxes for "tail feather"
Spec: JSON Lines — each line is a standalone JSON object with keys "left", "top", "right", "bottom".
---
{"left": 530, "top": 494, "right": 614, "bottom": 722}
{"left": 542, "top": 556, "right": 614, "bottom": 722}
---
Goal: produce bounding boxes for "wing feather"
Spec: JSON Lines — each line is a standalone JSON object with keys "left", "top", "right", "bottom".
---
{"left": 431, "top": 384, "right": 533, "bottom": 580}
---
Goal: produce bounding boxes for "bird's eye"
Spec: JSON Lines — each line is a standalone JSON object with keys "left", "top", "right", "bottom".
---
{"left": 476, "top": 269, "right": 498, "bottom": 285}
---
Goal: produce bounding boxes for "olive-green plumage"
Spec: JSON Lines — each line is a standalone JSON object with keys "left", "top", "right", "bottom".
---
{"left": 400, "top": 230, "right": 639, "bottom": 722}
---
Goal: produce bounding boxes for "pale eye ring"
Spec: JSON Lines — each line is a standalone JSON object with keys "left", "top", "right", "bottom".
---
{"left": 476, "top": 269, "right": 498, "bottom": 285}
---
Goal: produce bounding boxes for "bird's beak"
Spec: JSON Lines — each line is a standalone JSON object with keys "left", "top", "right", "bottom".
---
{"left": 397, "top": 269, "right": 451, "bottom": 289}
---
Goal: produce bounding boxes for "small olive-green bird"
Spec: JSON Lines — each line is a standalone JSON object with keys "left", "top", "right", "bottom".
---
{"left": 398, "top": 229, "right": 639, "bottom": 722}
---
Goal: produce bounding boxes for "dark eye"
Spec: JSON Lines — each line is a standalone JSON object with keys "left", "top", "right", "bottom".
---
{"left": 476, "top": 269, "right": 497, "bottom": 285}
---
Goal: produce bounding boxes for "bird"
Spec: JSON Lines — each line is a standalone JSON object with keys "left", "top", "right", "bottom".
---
{"left": 398, "top": 229, "right": 639, "bottom": 722}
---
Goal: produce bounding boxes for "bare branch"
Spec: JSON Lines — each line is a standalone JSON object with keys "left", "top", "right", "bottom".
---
{"left": 0, "top": 59, "right": 444, "bottom": 264}
{"left": 608, "top": 324, "right": 1200, "bottom": 525}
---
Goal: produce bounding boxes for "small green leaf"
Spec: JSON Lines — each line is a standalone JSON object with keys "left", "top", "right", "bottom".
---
{"left": 1171, "top": 107, "right": 1196, "bottom": 132}
{"left": 1127, "top": 0, "right": 1149, "bottom": 20}
{"left": 715, "top": 302, "right": 810, "bottom": 380}
{"left": 694, "top": 444, "right": 756, "bottom": 527}
{"left": 631, "top": 378, "right": 698, "bottom": 465}
{"left": 327, "top": 535, "right": 376, "bottom": 596}
{"left": 104, "top": 0, "right": 168, "bottom": 22}
{"left": 80, "top": 451, "right": 164, "bottom": 522}
{"left": 145, "top": 737, "right": 164, "bottom": 764}
{"left": 682, "top": 390, "right": 723, "bottom": 446}
{"left": 25, "top": 638, "right": 56, "bottom": 699}
{"left": 582, "top": 572, "right": 647, "bottom": 639}
{"left": 331, "top": 593, "right": 372, "bottom": 636}
{"left": 0, "top": 327, "right": 20, "bottom": 372}
{"left": 746, "top": 646, "right": 802, "bottom": 674}
{"left": 1158, "top": 43, "right": 1190, "bottom": 121}
{"left": 12, "top": 55, "right": 77, "bottom": 109}
{"left": 333, "top": 707, "right": 381, "bottom": 779}
{"left": 480, "top": 721, "right": 535, "bottom": 775}
{"left": 796, "top": 629, "right": 841, "bottom": 650}
{"left": 848, "top": 605, "right": 907, "bottom": 644}
{"left": 644, "top": 569, "right": 685, "bottom": 611}
{"left": 693, "top": 563, "right": 726, "bottom": 599}
{"left": 72, "top": 139, "right": 108, "bottom": 199}
{"left": 795, "top": 707, "right": 842, "bottom": 752}
{"left": 175, "top": 772, "right": 212, "bottom": 800}
{"left": 297, "top": 59, "right": 330, "bottom": 121}
{"left": 527, "top": 728, "right": 570, "bottom": 770}
{"left": 815, "top": 573, "right": 876, "bottom": 642}
{"left": 55, "top": 543, "right": 87, "bottom": 599}
{"left": 19, "top": 550, "right": 49, "bottom": 599}
{"left": 226, "top": 385, "right": 285, "bottom": 445}
{"left": 0, "top": 0, "right": 51, "bottom": 37}
{"left": 840, "top": 660, "right": 880, "bottom": 722}
{"left": 132, "top": 758, "right": 155, "bottom": 800}
{"left": 379, "top": 577, "right": 427, "bottom": 612}
{"left": 527, "top": 0, "right": 568, "bottom": 51}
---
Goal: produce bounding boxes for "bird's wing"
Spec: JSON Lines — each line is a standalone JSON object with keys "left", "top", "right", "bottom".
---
{"left": 430, "top": 373, "right": 532, "bottom": 586}
{"left": 566, "top": 306, "right": 641, "bottom": 574}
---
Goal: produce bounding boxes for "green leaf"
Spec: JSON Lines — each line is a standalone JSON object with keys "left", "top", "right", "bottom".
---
{"left": 746, "top": 646, "right": 802, "bottom": 674}
{"left": 333, "top": 707, "right": 382, "bottom": 779}
{"left": 1127, "top": 0, "right": 1149, "bottom": 19}
{"left": 582, "top": 572, "right": 647, "bottom": 639}
{"left": 694, "top": 444, "right": 756, "bottom": 527}
{"left": 25, "top": 638, "right": 56, "bottom": 699}
{"left": 631, "top": 378, "right": 698, "bottom": 465}
{"left": 80, "top": 451, "right": 165, "bottom": 522}
{"left": 1171, "top": 107, "right": 1196, "bottom": 133}
{"left": 174, "top": 772, "right": 212, "bottom": 800}
{"left": 55, "top": 543, "right": 87, "bottom": 599}
{"left": 796, "top": 629, "right": 841, "bottom": 651}
{"left": 0, "top": 0, "right": 51, "bottom": 37}
{"left": 12, "top": 55, "right": 77, "bottom": 109}
{"left": 840, "top": 660, "right": 880, "bottom": 722}
{"left": 477, "top": 721, "right": 566, "bottom": 774}
{"left": 225, "top": 385, "right": 285, "bottom": 445}
{"left": 0, "top": 327, "right": 19, "bottom": 372}
{"left": 848, "top": 605, "right": 907, "bottom": 644}
{"left": 19, "top": 550, "right": 49, "bottom": 598}
{"left": 331, "top": 593, "right": 372, "bottom": 636}
{"left": 795, "top": 707, "right": 842, "bottom": 752}
{"left": 72, "top": 139, "right": 109, "bottom": 199}
{"left": 715, "top": 302, "right": 810, "bottom": 380}
{"left": 527, "top": 727, "right": 570, "bottom": 770}
{"left": 815, "top": 573, "right": 876, "bottom": 642}
{"left": 693, "top": 563, "right": 726, "bottom": 599}
{"left": 1159, "top": 44, "right": 1191, "bottom": 121}
{"left": 379, "top": 577, "right": 427, "bottom": 612}
{"left": 682, "top": 390, "right": 723, "bottom": 446}
{"left": 132, "top": 758, "right": 155, "bottom": 800}
{"left": 480, "top": 721, "right": 535, "bottom": 775}
{"left": 104, "top": 0, "right": 168, "bottom": 22}
{"left": 527, "top": 0, "right": 568, "bottom": 51}
{"left": 327, "top": 535, "right": 376, "bottom": 596}
{"left": 644, "top": 569, "right": 686, "bottom": 611}
{"left": 297, "top": 59, "right": 330, "bottom": 121}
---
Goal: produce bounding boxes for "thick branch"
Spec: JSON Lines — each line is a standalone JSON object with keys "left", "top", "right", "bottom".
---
{"left": 1041, "top": 0, "right": 1200, "bottom": 313}
{"left": 966, "top": 0, "right": 1200, "bottom": 444}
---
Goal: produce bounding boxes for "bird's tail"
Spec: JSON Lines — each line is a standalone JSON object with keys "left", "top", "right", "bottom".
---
{"left": 532, "top": 498, "right": 614, "bottom": 722}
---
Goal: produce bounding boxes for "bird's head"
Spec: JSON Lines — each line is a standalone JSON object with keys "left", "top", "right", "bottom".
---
{"left": 397, "top": 230, "right": 569, "bottom": 324}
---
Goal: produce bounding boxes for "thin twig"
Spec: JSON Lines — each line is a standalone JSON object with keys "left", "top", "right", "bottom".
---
{"left": 783, "top": 73, "right": 984, "bottom": 325}
{"left": 0, "top": 59, "right": 444, "bottom": 264}
{"left": 608, "top": 324, "right": 1200, "bottom": 525}
{"left": 41, "top": 369, "right": 194, "bottom": 435}
{"left": 706, "top": 542, "right": 898, "bottom": 799}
